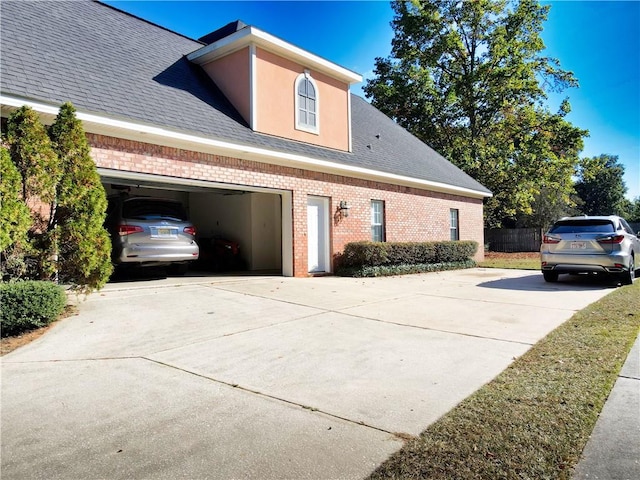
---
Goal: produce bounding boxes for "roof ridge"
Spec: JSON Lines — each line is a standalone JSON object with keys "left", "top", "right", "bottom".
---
{"left": 95, "top": 0, "right": 204, "bottom": 45}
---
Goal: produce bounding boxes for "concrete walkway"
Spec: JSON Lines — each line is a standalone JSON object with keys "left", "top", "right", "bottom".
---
{"left": 573, "top": 334, "right": 640, "bottom": 480}
{"left": 0, "top": 269, "right": 621, "bottom": 479}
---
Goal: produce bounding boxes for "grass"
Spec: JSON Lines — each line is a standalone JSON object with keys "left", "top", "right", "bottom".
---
{"left": 478, "top": 252, "right": 540, "bottom": 270}
{"left": 369, "top": 280, "right": 640, "bottom": 480}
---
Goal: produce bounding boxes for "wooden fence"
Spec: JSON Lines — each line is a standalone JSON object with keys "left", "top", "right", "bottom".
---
{"left": 485, "top": 228, "right": 542, "bottom": 252}
{"left": 486, "top": 223, "right": 640, "bottom": 253}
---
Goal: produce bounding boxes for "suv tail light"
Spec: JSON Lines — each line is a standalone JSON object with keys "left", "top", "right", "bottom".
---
{"left": 183, "top": 226, "right": 196, "bottom": 236}
{"left": 597, "top": 235, "right": 624, "bottom": 244}
{"left": 543, "top": 234, "right": 561, "bottom": 244}
{"left": 118, "top": 224, "right": 143, "bottom": 236}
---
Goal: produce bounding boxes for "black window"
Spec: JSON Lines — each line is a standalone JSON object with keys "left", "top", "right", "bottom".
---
{"left": 123, "top": 199, "right": 187, "bottom": 221}
{"left": 550, "top": 220, "right": 615, "bottom": 234}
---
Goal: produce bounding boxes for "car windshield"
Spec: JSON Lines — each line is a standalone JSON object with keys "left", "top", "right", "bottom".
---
{"left": 123, "top": 199, "right": 187, "bottom": 221}
{"left": 549, "top": 220, "right": 615, "bottom": 234}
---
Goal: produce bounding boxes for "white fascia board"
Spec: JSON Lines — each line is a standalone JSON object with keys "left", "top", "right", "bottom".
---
{"left": 249, "top": 44, "right": 257, "bottom": 130}
{"left": 187, "top": 26, "right": 363, "bottom": 85}
{"left": 0, "top": 94, "right": 492, "bottom": 199}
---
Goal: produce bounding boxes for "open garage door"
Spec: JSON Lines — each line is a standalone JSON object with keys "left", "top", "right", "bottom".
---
{"left": 99, "top": 170, "right": 293, "bottom": 276}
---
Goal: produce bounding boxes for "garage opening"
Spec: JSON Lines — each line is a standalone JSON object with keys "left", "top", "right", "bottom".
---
{"left": 99, "top": 170, "right": 292, "bottom": 277}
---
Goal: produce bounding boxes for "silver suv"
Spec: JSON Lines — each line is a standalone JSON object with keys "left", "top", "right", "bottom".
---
{"left": 541, "top": 215, "right": 639, "bottom": 285}
{"left": 106, "top": 195, "right": 199, "bottom": 272}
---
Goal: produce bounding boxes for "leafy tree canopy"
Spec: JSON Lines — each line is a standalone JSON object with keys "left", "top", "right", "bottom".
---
{"left": 624, "top": 197, "right": 640, "bottom": 223}
{"left": 575, "top": 154, "right": 628, "bottom": 216}
{"left": 365, "top": 0, "right": 588, "bottom": 228}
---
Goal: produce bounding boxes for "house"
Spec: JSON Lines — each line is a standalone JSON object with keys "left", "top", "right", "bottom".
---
{"left": 0, "top": 0, "right": 491, "bottom": 277}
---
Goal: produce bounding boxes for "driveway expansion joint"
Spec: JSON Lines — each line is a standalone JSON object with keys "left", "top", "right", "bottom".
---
{"left": 340, "top": 311, "right": 536, "bottom": 347}
{"left": 200, "top": 285, "right": 537, "bottom": 346}
{"left": 415, "top": 291, "right": 580, "bottom": 312}
{"left": 142, "top": 356, "right": 400, "bottom": 437}
{"left": 207, "top": 283, "right": 418, "bottom": 313}
{"left": 1, "top": 356, "right": 141, "bottom": 364}
{"left": 145, "top": 312, "right": 328, "bottom": 356}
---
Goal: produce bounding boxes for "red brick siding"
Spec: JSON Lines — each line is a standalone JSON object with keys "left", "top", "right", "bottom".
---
{"left": 88, "top": 134, "right": 485, "bottom": 276}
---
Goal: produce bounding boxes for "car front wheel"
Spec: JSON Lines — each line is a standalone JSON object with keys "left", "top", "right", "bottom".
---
{"left": 543, "top": 271, "right": 558, "bottom": 283}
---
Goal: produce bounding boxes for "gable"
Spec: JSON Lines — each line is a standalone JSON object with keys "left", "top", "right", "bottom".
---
{"left": 189, "top": 23, "right": 361, "bottom": 152}
{"left": 254, "top": 47, "right": 350, "bottom": 151}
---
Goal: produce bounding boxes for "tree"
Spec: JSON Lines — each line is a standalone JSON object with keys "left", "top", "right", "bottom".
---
{"left": 4, "top": 103, "right": 112, "bottom": 291}
{"left": 364, "top": 0, "right": 587, "bottom": 228}
{"left": 625, "top": 197, "right": 640, "bottom": 223}
{"left": 574, "top": 154, "right": 628, "bottom": 216}
{"left": 48, "top": 102, "right": 113, "bottom": 291}
{"left": 0, "top": 145, "right": 33, "bottom": 279}
{"left": 5, "top": 106, "right": 61, "bottom": 278}
{"left": 5, "top": 106, "right": 60, "bottom": 218}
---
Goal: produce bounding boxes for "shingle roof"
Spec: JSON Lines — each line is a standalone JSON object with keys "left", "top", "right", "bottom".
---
{"left": 0, "top": 0, "right": 491, "bottom": 196}
{"left": 198, "top": 21, "right": 249, "bottom": 45}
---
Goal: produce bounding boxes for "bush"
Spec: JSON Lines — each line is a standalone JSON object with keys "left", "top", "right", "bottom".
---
{"left": 340, "top": 241, "right": 390, "bottom": 267}
{"left": 0, "top": 281, "right": 66, "bottom": 337}
{"left": 337, "top": 260, "right": 477, "bottom": 278}
{"left": 336, "top": 241, "right": 478, "bottom": 277}
{"left": 339, "top": 241, "right": 477, "bottom": 267}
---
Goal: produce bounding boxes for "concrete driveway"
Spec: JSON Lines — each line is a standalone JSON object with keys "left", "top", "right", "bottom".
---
{"left": 1, "top": 268, "right": 615, "bottom": 479}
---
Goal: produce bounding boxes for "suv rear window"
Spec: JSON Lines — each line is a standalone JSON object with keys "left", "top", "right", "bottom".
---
{"left": 549, "top": 220, "right": 615, "bottom": 234}
{"left": 123, "top": 199, "right": 188, "bottom": 221}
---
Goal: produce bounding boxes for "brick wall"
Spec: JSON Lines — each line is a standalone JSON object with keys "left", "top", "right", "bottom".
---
{"left": 88, "top": 134, "right": 485, "bottom": 276}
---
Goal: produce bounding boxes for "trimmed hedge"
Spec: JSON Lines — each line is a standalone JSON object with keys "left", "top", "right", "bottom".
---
{"left": 336, "top": 241, "right": 478, "bottom": 277}
{"left": 1, "top": 281, "right": 66, "bottom": 337}
{"left": 338, "top": 260, "right": 477, "bottom": 278}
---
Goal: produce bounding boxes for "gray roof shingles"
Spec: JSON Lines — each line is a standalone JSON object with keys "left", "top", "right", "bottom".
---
{"left": 1, "top": 0, "right": 490, "bottom": 195}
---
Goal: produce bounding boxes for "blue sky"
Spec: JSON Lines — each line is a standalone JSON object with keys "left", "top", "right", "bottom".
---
{"left": 106, "top": 0, "right": 639, "bottom": 200}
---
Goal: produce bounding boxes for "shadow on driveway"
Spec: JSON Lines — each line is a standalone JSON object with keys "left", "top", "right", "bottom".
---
{"left": 478, "top": 272, "right": 619, "bottom": 292}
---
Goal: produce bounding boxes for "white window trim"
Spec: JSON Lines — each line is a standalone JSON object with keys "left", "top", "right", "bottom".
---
{"left": 294, "top": 71, "right": 319, "bottom": 135}
{"left": 450, "top": 208, "right": 460, "bottom": 241}
{"left": 371, "top": 200, "right": 385, "bottom": 242}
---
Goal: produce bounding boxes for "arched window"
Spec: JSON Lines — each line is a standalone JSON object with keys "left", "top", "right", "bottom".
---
{"left": 295, "top": 72, "right": 319, "bottom": 133}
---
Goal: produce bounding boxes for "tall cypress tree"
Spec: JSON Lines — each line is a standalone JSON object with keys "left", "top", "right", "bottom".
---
{"left": 6, "top": 106, "right": 61, "bottom": 278}
{"left": 0, "top": 145, "right": 33, "bottom": 279}
{"left": 48, "top": 102, "right": 113, "bottom": 291}
{"left": 6, "top": 106, "right": 59, "bottom": 221}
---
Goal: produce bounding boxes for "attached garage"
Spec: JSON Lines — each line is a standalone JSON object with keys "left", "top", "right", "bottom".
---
{"left": 2, "top": 2, "right": 492, "bottom": 279}
{"left": 100, "top": 170, "right": 291, "bottom": 276}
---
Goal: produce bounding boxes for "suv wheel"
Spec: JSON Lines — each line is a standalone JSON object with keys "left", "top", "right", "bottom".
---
{"left": 543, "top": 271, "right": 558, "bottom": 283}
{"left": 619, "top": 255, "right": 635, "bottom": 286}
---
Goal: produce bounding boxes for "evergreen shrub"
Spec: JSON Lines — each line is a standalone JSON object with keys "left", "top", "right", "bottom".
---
{"left": 336, "top": 241, "right": 478, "bottom": 277}
{"left": 0, "top": 281, "right": 66, "bottom": 337}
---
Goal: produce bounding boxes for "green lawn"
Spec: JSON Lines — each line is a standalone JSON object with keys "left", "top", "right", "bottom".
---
{"left": 478, "top": 252, "right": 540, "bottom": 270}
{"left": 369, "top": 280, "right": 640, "bottom": 480}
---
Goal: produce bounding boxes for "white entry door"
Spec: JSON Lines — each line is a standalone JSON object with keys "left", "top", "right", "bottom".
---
{"left": 307, "top": 196, "right": 330, "bottom": 273}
